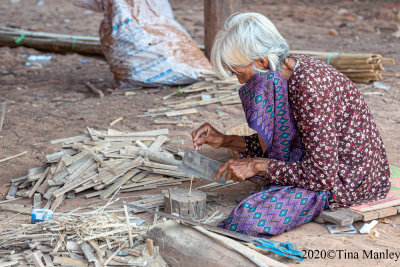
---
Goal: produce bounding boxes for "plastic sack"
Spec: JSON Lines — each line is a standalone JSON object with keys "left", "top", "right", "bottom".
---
{"left": 75, "top": 0, "right": 212, "bottom": 88}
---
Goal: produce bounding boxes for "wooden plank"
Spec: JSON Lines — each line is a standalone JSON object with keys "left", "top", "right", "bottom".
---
{"left": 79, "top": 241, "right": 100, "bottom": 266}
{"left": 100, "top": 168, "right": 141, "bottom": 199}
{"left": 317, "top": 208, "right": 362, "bottom": 226}
{"left": 11, "top": 175, "right": 28, "bottom": 184}
{"left": 45, "top": 149, "right": 77, "bottom": 162}
{"left": 42, "top": 253, "right": 54, "bottom": 267}
{"left": 103, "top": 241, "right": 128, "bottom": 266}
{"left": 31, "top": 251, "right": 45, "bottom": 267}
{"left": 0, "top": 151, "right": 28, "bottom": 164}
{"left": 50, "top": 135, "right": 89, "bottom": 145}
{"left": 142, "top": 160, "right": 179, "bottom": 171}
{"left": 50, "top": 194, "right": 66, "bottom": 212}
{"left": 150, "top": 168, "right": 193, "bottom": 178}
{"left": 124, "top": 205, "right": 134, "bottom": 247}
{"left": 65, "top": 158, "right": 95, "bottom": 184}
{"left": 33, "top": 193, "right": 41, "bottom": 209}
{"left": 377, "top": 207, "right": 398, "bottom": 218}
{"left": 6, "top": 184, "right": 18, "bottom": 200}
{"left": 154, "top": 120, "right": 193, "bottom": 125}
{"left": 0, "top": 204, "right": 31, "bottom": 215}
{"left": 28, "top": 167, "right": 50, "bottom": 198}
{"left": 105, "top": 128, "right": 169, "bottom": 137}
{"left": 165, "top": 108, "right": 198, "bottom": 117}
{"left": 104, "top": 136, "right": 156, "bottom": 142}
{"left": 43, "top": 186, "right": 60, "bottom": 200}
{"left": 121, "top": 178, "right": 169, "bottom": 190}
{"left": 138, "top": 149, "right": 181, "bottom": 166}
{"left": 66, "top": 153, "right": 93, "bottom": 174}
{"left": 148, "top": 135, "right": 168, "bottom": 152}
{"left": 359, "top": 210, "right": 379, "bottom": 221}
{"left": 52, "top": 257, "right": 88, "bottom": 266}
{"left": 0, "top": 101, "right": 6, "bottom": 134}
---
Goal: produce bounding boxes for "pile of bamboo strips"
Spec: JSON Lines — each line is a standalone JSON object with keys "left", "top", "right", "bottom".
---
{"left": 0, "top": 205, "right": 166, "bottom": 266}
{"left": 291, "top": 50, "right": 396, "bottom": 83}
{"left": 139, "top": 72, "right": 242, "bottom": 118}
{"left": 6, "top": 127, "right": 195, "bottom": 212}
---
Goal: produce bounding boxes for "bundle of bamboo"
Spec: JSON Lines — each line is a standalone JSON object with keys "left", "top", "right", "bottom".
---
{"left": 0, "top": 25, "right": 102, "bottom": 55}
{"left": 290, "top": 50, "right": 395, "bottom": 83}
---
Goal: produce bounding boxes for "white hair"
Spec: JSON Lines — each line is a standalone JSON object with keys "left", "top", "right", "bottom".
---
{"left": 211, "top": 12, "right": 289, "bottom": 78}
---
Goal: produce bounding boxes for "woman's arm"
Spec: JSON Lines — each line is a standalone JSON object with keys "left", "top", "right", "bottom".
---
{"left": 192, "top": 123, "right": 252, "bottom": 153}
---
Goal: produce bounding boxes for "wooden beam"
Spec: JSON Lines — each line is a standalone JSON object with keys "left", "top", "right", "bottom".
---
{"left": 0, "top": 101, "right": 6, "bottom": 134}
{"left": 204, "top": 0, "right": 241, "bottom": 58}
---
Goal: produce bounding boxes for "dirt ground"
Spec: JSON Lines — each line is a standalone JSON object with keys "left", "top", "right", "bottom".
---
{"left": 1, "top": 0, "right": 400, "bottom": 266}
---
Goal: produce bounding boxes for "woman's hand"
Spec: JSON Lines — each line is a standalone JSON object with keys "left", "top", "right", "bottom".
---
{"left": 191, "top": 123, "right": 226, "bottom": 151}
{"left": 215, "top": 158, "right": 269, "bottom": 182}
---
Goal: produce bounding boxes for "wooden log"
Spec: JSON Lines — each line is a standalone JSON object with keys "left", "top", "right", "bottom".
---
{"left": 204, "top": 0, "right": 241, "bottom": 58}
{"left": 164, "top": 188, "right": 207, "bottom": 220}
{"left": 193, "top": 225, "right": 281, "bottom": 267}
{"left": 148, "top": 221, "right": 286, "bottom": 267}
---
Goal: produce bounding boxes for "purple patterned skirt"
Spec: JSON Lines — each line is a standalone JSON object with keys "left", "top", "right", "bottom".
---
{"left": 218, "top": 185, "right": 331, "bottom": 238}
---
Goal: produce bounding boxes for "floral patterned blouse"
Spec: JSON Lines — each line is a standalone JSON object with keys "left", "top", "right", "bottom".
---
{"left": 242, "top": 54, "right": 391, "bottom": 209}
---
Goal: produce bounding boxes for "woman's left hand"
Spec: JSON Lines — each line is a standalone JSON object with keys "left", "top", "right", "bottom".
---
{"left": 215, "top": 158, "right": 269, "bottom": 182}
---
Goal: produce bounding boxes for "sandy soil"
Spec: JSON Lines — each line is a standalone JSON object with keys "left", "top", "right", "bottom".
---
{"left": 0, "top": 0, "right": 400, "bottom": 266}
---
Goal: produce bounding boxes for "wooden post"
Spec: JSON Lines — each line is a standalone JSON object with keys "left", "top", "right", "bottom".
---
{"left": 204, "top": 0, "right": 241, "bottom": 59}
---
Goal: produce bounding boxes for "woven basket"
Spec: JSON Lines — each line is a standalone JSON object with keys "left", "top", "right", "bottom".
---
{"left": 226, "top": 124, "right": 256, "bottom": 159}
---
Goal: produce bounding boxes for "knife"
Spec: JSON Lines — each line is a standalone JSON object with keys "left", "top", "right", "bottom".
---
{"left": 179, "top": 150, "right": 226, "bottom": 184}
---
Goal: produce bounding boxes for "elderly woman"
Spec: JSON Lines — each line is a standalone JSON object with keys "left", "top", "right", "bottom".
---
{"left": 191, "top": 13, "right": 390, "bottom": 238}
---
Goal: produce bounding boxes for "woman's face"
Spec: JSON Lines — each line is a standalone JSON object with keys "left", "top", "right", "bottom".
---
{"left": 231, "top": 59, "right": 268, "bottom": 84}
{"left": 231, "top": 64, "right": 255, "bottom": 84}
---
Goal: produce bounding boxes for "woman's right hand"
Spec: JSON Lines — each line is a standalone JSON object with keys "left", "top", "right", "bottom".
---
{"left": 191, "top": 123, "right": 226, "bottom": 151}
